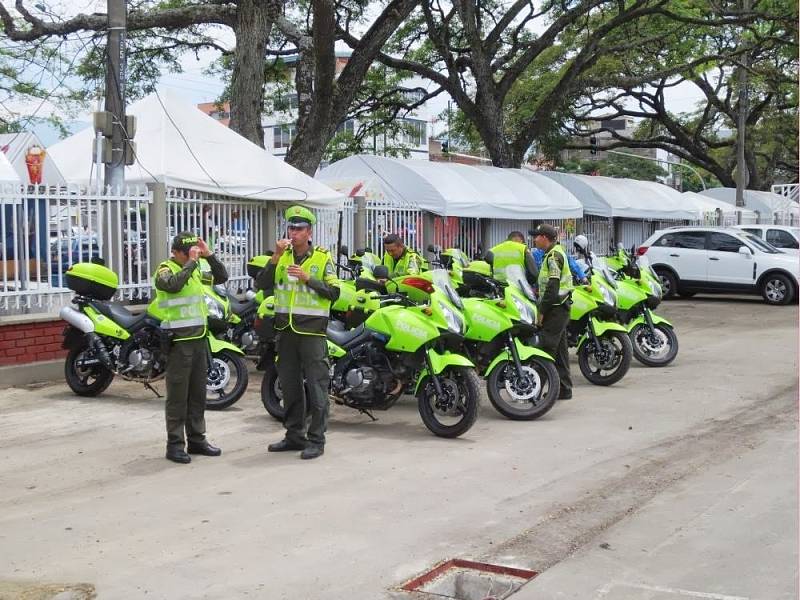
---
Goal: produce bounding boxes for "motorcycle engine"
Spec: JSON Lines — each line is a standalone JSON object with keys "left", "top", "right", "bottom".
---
{"left": 127, "top": 348, "right": 154, "bottom": 373}
{"left": 344, "top": 367, "right": 377, "bottom": 395}
{"left": 335, "top": 343, "right": 401, "bottom": 406}
{"left": 120, "top": 329, "right": 165, "bottom": 377}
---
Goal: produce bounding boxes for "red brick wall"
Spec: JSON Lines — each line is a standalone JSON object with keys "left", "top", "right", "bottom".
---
{"left": 0, "top": 320, "right": 67, "bottom": 366}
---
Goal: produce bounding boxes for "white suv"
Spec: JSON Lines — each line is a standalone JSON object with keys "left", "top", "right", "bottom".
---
{"left": 639, "top": 226, "right": 799, "bottom": 305}
{"left": 733, "top": 225, "right": 799, "bottom": 255}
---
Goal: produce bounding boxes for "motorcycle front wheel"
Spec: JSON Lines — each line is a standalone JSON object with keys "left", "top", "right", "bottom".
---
{"left": 577, "top": 331, "right": 632, "bottom": 386}
{"left": 630, "top": 323, "right": 678, "bottom": 367}
{"left": 417, "top": 366, "right": 479, "bottom": 438}
{"left": 486, "top": 357, "right": 559, "bottom": 420}
{"left": 205, "top": 350, "right": 249, "bottom": 410}
{"left": 65, "top": 344, "right": 115, "bottom": 397}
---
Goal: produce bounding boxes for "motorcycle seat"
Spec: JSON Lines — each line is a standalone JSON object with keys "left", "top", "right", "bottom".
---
{"left": 229, "top": 296, "right": 253, "bottom": 316}
{"left": 92, "top": 302, "right": 148, "bottom": 330}
{"left": 326, "top": 322, "right": 371, "bottom": 348}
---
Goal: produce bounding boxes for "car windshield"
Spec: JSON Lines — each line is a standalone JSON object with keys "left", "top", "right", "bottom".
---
{"left": 737, "top": 232, "right": 779, "bottom": 254}
{"left": 431, "top": 269, "right": 464, "bottom": 309}
{"left": 505, "top": 264, "right": 537, "bottom": 302}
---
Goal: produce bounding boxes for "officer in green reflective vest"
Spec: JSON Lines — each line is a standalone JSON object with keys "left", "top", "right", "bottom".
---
{"left": 256, "top": 206, "right": 339, "bottom": 460}
{"left": 151, "top": 232, "right": 228, "bottom": 464}
{"left": 485, "top": 231, "right": 539, "bottom": 285}
{"left": 532, "top": 224, "right": 574, "bottom": 400}
{"left": 382, "top": 233, "right": 422, "bottom": 277}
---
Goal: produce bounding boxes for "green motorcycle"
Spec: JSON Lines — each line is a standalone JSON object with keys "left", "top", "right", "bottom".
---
{"left": 456, "top": 264, "right": 560, "bottom": 420}
{"left": 59, "top": 261, "right": 248, "bottom": 409}
{"left": 568, "top": 261, "right": 633, "bottom": 386}
{"left": 259, "top": 264, "right": 480, "bottom": 438}
{"left": 607, "top": 252, "right": 678, "bottom": 367}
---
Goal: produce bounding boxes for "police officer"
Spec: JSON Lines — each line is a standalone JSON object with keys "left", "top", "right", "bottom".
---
{"left": 484, "top": 231, "right": 538, "bottom": 285}
{"left": 382, "top": 233, "right": 422, "bottom": 277}
{"left": 256, "top": 206, "right": 339, "bottom": 460}
{"left": 531, "top": 224, "right": 574, "bottom": 400}
{"left": 153, "top": 233, "right": 228, "bottom": 464}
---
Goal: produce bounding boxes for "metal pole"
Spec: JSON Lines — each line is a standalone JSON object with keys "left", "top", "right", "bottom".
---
{"left": 735, "top": 0, "right": 751, "bottom": 208}
{"left": 104, "top": 0, "right": 126, "bottom": 191}
{"left": 606, "top": 149, "right": 707, "bottom": 191}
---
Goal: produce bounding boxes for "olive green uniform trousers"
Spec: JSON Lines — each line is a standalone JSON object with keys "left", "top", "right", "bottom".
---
{"left": 165, "top": 338, "right": 208, "bottom": 449}
{"left": 538, "top": 304, "right": 572, "bottom": 396}
{"left": 276, "top": 330, "right": 330, "bottom": 447}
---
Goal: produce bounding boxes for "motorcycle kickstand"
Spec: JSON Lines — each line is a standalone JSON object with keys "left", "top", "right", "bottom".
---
{"left": 143, "top": 381, "right": 163, "bottom": 398}
{"left": 359, "top": 408, "right": 378, "bottom": 422}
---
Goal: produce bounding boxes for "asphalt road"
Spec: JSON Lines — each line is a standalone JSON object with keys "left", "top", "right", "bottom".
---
{"left": 0, "top": 296, "right": 796, "bottom": 600}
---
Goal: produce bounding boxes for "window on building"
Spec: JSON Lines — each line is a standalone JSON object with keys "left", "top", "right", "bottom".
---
{"left": 211, "top": 111, "right": 230, "bottom": 120}
{"left": 336, "top": 120, "right": 355, "bottom": 136}
{"left": 399, "top": 119, "right": 427, "bottom": 147}
{"left": 274, "top": 94, "right": 299, "bottom": 112}
{"left": 273, "top": 124, "right": 297, "bottom": 149}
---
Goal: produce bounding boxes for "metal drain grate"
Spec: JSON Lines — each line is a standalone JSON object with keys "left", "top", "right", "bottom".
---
{"left": 400, "top": 559, "right": 537, "bottom": 599}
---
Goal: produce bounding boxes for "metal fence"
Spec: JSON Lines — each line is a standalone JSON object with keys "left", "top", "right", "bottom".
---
{"left": 432, "top": 216, "right": 482, "bottom": 258}
{"left": 772, "top": 183, "right": 799, "bottom": 204}
{"left": 1, "top": 185, "right": 153, "bottom": 314}
{"left": 167, "top": 188, "right": 267, "bottom": 294}
{"left": 581, "top": 215, "right": 613, "bottom": 255}
{"left": 366, "top": 202, "right": 422, "bottom": 254}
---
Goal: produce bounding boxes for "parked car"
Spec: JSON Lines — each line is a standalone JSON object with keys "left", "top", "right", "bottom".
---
{"left": 733, "top": 225, "right": 799, "bottom": 255}
{"left": 639, "top": 226, "right": 799, "bottom": 305}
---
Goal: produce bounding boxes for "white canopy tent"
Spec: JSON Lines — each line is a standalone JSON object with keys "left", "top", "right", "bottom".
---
{"left": 48, "top": 91, "right": 344, "bottom": 208}
{"left": 682, "top": 191, "right": 757, "bottom": 222}
{"left": 0, "top": 150, "right": 21, "bottom": 185}
{"left": 317, "top": 155, "right": 583, "bottom": 218}
{"left": 539, "top": 171, "right": 699, "bottom": 220}
{"left": 0, "top": 132, "right": 65, "bottom": 186}
{"left": 699, "top": 188, "right": 799, "bottom": 221}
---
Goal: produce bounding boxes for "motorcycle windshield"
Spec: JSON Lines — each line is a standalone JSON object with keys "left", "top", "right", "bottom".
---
{"left": 636, "top": 255, "right": 658, "bottom": 280}
{"left": 505, "top": 264, "right": 537, "bottom": 302}
{"left": 591, "top": 257, "right": 618, "bottom": 289}
{"left": 361, "top": 253, "right": 378, "bottom": 273}
{"left": 431, "top": 269, "right": 464, "bottom": 309}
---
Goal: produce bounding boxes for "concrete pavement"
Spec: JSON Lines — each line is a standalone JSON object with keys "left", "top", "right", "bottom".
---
{"left": 0, "top": 296, "right": 796, "bottom": 599}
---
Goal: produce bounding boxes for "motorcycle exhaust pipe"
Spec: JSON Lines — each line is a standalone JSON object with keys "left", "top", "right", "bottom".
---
{"left": 59, "top": 306, "right": 95, "bottom": 333}
{"left": 59, "top": 306, "right": 113, "bottom": 369}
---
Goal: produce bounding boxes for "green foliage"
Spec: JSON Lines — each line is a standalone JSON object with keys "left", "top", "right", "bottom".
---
{"left": 558, "top": 154, "right": 667, "bottom": 181}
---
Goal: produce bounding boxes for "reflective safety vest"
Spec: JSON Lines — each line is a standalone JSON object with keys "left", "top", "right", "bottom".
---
{"left": 537, "top": 243, "right": 574, "bottom": 304}
{"left": 274, "top": 247, "right": 334, "bottom": 336}
{"left": 198, "top": 257, "right": 214, "bottom": 286}
{"left": 150, "top": 260, "right": 208, "bottom": 341}
{"left": 382, "top": 248, "right": 421, "bottom": 277}
{"left": 490, "top": 240, "right": 527, "bottom": 282}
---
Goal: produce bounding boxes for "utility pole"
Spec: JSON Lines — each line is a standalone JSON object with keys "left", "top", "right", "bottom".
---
{"left": 735, "top": 0, "right": 750, "bottom": 208}
{"left": 104, "top": 0, "right": 127, "bottom": 190}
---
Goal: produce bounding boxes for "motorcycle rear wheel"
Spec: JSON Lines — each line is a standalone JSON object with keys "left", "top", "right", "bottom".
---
{"left": 65, "top": 345, "right": 114, "bottom": 397}
{"left": 205, "top": 350, "right": 249, "bottom": 410}
{"left": 630, "top": 323, "right": 678, "bottom": 367}
{"left": 417, "top": 367, "right": 479, "bottom": 438}
{"left": 261, "top": 366, "right": 287, "bottom": 421}
{"left": 487, "top": 358, "right": 559, "bottom": 420}
{"left": 577, "top": 331, "right": 632, "bottom": 386}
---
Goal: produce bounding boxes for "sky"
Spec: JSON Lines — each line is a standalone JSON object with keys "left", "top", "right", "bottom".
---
{"left": 3, "top": 1, "right": 707, "bottom": 146}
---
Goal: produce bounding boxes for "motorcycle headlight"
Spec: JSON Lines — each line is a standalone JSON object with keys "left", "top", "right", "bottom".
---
{"left": 512, "top": 296, "right": 534, "bottom": 324}
{"left": 648, "top": 280, "right": 662, "bottom": 299}
{"left": 600, "top": 286, "right": 616, "bottom": 306}
{"left": 205, "top": 296, "right": 224, "bottom": 319}
{"left": 439, "top": 301, "right": 463, "bottom": 334}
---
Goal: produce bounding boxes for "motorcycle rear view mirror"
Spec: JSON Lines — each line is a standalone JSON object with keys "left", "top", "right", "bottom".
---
{"left": 372, "top": 265, "right": 390, "bottom": 279}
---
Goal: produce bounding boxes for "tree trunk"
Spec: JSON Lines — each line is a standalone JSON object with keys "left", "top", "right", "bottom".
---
{"left": 474, "top": 110, "right": 518, "bottom": 168}
{"left": 228, "top": 0, "right": 281, "bottom": 147}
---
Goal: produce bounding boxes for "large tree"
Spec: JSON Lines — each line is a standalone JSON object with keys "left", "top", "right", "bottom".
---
{"left": 351, "top": 0, "right": 698, "bottom": 168}
{"left": 564, "top": 0, "right": 798, "bottom": 189}
{"left": 0, "top": 0, "right": 422, "bottom": 175}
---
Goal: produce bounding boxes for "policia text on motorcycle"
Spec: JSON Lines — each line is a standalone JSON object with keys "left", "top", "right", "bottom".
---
{"left": 531, "top": 224, "right": 574, "bottom": 401}
{"left": 256, "top": 206, "right": 340, "bottom": 460}
{"left": 382, "top": 233, "right": 422, "bottom": 277}
{"left": 154, "top": 233, "right": 227, "bottom": 464}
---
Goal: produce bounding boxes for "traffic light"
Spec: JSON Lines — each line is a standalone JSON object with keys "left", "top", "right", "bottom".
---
{"left": 589, "top": 135, "right": 597, "bottom": 155}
